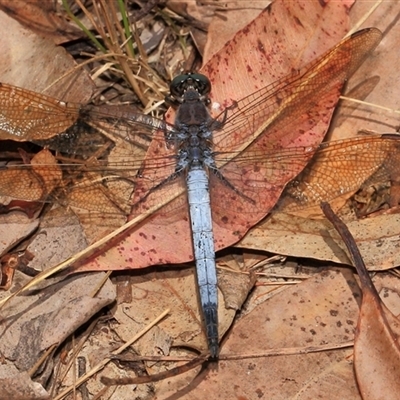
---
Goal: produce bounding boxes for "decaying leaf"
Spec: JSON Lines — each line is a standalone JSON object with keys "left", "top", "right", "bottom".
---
{"left": 76, "top": 0, "right": 378, "bottom": 273}
{"left": 322, "top": 202, "right": 400, "bottom": 400}
{"left": 238, "top": 135, "right": 400, "bottom": 270}
{"left": 0, "top": 0, "right": 399, "bottom": 398}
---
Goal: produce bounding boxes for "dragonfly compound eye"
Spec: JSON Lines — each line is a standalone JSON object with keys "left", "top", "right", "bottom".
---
{"left": 170, "top": 73, "right": 211, "bottom": 98}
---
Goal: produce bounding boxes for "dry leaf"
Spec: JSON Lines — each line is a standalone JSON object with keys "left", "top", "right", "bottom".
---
{"left": 164, "top": 268, "right": 362, "bottom": 399}
{"left": 355, "top": 291, "right": 400, "bottom": 400}
{"left": 78, "top": 0, "right": 365, "bottom": 272}
{"left": 112, "top": 268, "right": 235, "bottom": 354}
{"left": 0, "top": 368, "right": 49, "bottom": 400}
{"left": 0, "top": 9, "right": 93, "bottom": 101}
{"left": 0, "top": 0, "right": 81, "bottom": 43}
{"left": 321, "top": 201, "right": 400, "bottom": 400}
{"left": 0, "top": 213, "right": 38, "bottom": 255}
{"left": 238, "top": 211, "right": 400, "bottom": 270}
{"left": 0, "top": 273, "right": 115, "bottom": 371}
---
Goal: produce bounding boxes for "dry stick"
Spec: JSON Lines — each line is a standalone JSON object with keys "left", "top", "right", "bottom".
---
{"left": 101, "top": 340, "right": 354, "bottom": 386}
{"left": 52, "top": 308, "right": 170, "bottom": 400}
{"left": 43, "top": 52, "right": 132, "bottom": 92}
{"left": 346, "top": 0, "right": 384, "bottom": 36}
{"left": 107, "top": 339, "right": 353, "bottom": 363}
{"left": 0, "top": 197, "right": 175, "bottom": 308}
{"left": 28, "top": 344, "right": 58, "bottom": 377}
{"left": 93, "top": 0, "right": 148, "bottom": 106}
{"left": 53, "top": 319, "right": 99, "bottom": 397}
{"left": 340, "top": 96, "right": 400, "bottom": 115}
{"left": 219, "top": 340, "right": 354, "bottom": 361}
{"left": 90, "top": 270, "right": 112, "bottom": 298}
{"left": 101, "top": 353, "right": 209, "bottom": 386}
{"left": 320, "top": 202, "right": 379, "bottom": 296}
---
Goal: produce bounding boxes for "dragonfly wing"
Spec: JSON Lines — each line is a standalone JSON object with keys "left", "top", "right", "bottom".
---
{"left": 213, "top": 28, "right": 382, "bottom": 155}
{"left": 279, "top": 135, "right": 400, "bottom": 215}
{"left": 0, "top": 83, "right": 79, "bottom": 141}
{"left": 0, "top": 92, "right": 183, "bottom": 224}
{"left": 206, "top": 28, "right": 382, "bottom": 245}
{"left": 209, "top": 135, "right": 400, "bottom": 237}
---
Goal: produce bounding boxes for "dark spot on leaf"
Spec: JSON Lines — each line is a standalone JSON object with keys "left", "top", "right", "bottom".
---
{"left": 257, "top": 39, "right": 265, "bottom": 54}
{"left": 248, "top": 363, "right": 256, "bottom": 370}
{"left": 293, "top": 16, "right": 304, "bottom": 27}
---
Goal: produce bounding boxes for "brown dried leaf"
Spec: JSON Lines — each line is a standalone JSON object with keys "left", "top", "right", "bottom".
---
{"left": 0, "top": 213, "right": 38, "bottom": 256}
{"left": 321, "top": 198, "right": 400, "bottom": 400}
{"left": 0, "top": 273, "right": 115, "bottom": 372}
{"left": 0, "top": 9, "right": 93, "bottom": 101}
{"left": 0, "top": 0, "right": 81, "bottom": 44}
{"left": 238, "top": 211, "right": 400, "bottom": 270}
{"left": 203, "top": 0, "right": 271, "bottom": 63}
{"left": 166, "top": 269, "right": 362, "bottom": 399}
{"left": 25, "top": 209, "right": 88, "bottom": 271}
{"left": 112, "top": 268, "right": 235, "bottom": 355}
{"left": 0, "top": 368, "right": 49, "bottom": 399}
{"left": 355, "top": 290, "right": 400, "bottom": 399}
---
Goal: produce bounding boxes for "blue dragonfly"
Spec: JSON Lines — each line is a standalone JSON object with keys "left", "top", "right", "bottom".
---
{"left": 0, "top": 28, "right": 382, "bottom": 357}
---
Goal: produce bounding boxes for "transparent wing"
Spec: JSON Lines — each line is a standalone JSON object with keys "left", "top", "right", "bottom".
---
{"left": 0, "top": 28, "right": 388, "bottom": 230}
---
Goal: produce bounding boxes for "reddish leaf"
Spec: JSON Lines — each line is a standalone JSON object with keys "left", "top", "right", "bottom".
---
{"left": 77, "top": 0, "right": 379, "bottom": 272}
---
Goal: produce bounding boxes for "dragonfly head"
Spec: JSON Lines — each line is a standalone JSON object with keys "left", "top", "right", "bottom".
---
{"left": 167, "top": 73, "right": 211, "bottom": 106}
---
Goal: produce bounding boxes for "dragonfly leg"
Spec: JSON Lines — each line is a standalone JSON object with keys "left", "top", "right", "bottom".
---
{"left": 209, "top": 164, "right": 256, "bottom": 204}
{"left": 133, "top": 166, "right": 185, "bottom": 209}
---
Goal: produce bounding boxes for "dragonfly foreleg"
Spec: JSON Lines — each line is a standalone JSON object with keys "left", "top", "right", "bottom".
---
{"left": 133, "top": 164, "right": 187, "bottom": 209}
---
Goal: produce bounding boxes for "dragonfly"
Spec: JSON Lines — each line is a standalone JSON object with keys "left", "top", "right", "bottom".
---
{"left": 0, "top": 28, "right": 383, "bottom": 357}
